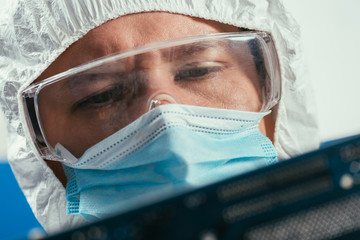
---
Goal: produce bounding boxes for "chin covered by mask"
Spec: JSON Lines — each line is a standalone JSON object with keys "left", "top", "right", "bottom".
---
{"left": 60, "top": 104, "right": 278, "bottom": 221}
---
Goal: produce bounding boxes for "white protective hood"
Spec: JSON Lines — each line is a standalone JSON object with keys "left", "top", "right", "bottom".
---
{"left": 0, "top": 0, "right": 319, "bottom": 234}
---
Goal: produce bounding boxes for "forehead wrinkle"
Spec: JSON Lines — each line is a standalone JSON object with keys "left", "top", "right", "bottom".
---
{"left": 80, "top": 39, "right": 117, "bottom": 60}
{"left": 161, "top": 42, "right": 221, "bottom": 61}
{"left": 78, "top": 30, "right": 134, "bottom": 64}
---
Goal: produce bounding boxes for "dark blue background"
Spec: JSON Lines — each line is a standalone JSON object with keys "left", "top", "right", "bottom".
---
{"left": 0, "top": 162, "right": 43, "bottom": 240}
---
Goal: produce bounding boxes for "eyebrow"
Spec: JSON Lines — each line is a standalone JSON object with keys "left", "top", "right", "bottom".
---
{"left": 162, "top": 41, "right": 222, "bottom": 61}
{"left": 57, "top": 41, "right": 226, "bottom": 90}
{"left": 59, "top": 72, "right": 122, "bottom": 93}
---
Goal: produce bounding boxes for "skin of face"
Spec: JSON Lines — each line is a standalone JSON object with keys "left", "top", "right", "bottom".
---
{"left": 36, "top": 12, "right": 276, "bottom": 187}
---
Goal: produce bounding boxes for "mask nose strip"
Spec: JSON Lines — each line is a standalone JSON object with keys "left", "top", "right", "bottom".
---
{"left": 148, "top": 93, "right": 178, "bottom": 111}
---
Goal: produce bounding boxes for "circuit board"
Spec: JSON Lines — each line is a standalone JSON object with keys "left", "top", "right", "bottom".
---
{"left": 46, "top": 135, "right": 360, "bottom": 240}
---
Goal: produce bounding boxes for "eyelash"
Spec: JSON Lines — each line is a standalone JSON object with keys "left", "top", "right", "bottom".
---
{"left": 74, "top": 84, "right": 131, "bottom": 110}
{"left": 73, "top": 62, "right": 226, "bottom": 110}
{"left": 174, "top": 63, "right": 224, "bottom": 81}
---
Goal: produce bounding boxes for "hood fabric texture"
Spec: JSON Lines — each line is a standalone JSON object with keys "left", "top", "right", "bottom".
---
{"left": 0, "top": 0, "right": 319, "bottom": 233}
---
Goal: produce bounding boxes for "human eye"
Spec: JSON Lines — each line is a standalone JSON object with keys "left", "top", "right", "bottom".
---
{"left": 174, "top": 62, "right": 225, "bottom": 81}
{"left": 74, "top": 84, "right": 131, "bottom": 110}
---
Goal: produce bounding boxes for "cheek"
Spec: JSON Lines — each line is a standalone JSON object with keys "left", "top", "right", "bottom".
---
{"left": 259, "top": 112, "right": 275, "bottom": 143}
{"left": 37, "top": 89, "right": 93, "bottom": 156}
{"left": 37, "top": 91, "right": 64, "bottom": 147}
{"left": 240, "top": 80, "right": 262, "bottom": 111}
{"left": 259, "top": 118, "right": 266, "bottom": 137}
{"left": 38, "top": 104, "right": 68, "bottom": 148}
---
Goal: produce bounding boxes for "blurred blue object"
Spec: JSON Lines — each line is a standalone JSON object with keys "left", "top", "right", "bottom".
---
{"left": 320, "top": 135, "right": 359, "bottom": 148}
{"left": 0, "top": 135, "right": 355, "bottom": 239}
{"left": 0, "top": 161, "right": 44, "bottom": 240}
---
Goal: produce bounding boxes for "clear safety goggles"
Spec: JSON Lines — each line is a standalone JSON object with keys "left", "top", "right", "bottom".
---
{"left": 21, "top": 31, "right": 281, "bottom": 162}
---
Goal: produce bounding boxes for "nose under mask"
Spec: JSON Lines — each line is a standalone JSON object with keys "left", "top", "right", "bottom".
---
{"left": 61, "top": 104, "right": 278, "bottom": 221}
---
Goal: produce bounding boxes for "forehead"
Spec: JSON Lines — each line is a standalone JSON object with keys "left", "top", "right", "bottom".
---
{"left": 36, "top": 12, "right": 238, "bottom": 82}
{"left": 79, "top": 12, "right": 238, "bottom": 60}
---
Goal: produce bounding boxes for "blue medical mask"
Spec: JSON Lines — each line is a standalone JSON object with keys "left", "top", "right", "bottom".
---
{"left": 61, "top": 104, "right": 278, "bottom": 221}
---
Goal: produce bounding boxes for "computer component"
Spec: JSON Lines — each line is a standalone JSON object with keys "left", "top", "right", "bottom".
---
{"left": 45, "top": 135, "right": 360, "bottom": 240}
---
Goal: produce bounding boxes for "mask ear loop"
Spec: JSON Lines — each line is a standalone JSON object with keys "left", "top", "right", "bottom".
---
{"left": 147, "top": 92, "right": 179, "bottom": 111}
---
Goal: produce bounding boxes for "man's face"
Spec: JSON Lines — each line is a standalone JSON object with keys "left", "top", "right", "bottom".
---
{"left": 36, "top": 12, "right": 275, "bottom": 160}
